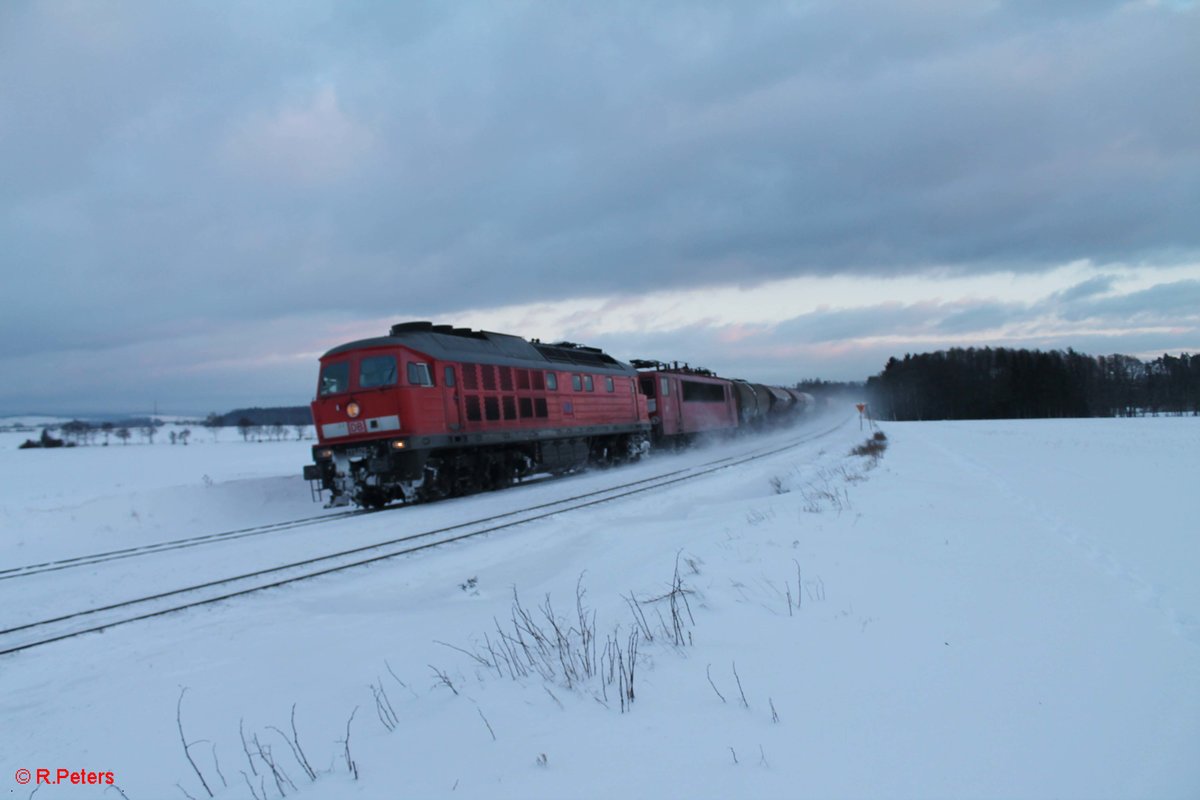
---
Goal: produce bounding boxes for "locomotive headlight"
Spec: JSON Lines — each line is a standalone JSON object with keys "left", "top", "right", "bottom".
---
{"left": 390, "top": 439, "right": 407, "bottom": 450}
{"left": 346, "top": 401, "right": 361, "bottom": 418}
{"left": 316, "top": 448, "right": 333, "bottom": 460}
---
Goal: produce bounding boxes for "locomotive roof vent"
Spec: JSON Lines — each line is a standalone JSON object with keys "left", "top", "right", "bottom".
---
{"left": 535, "top": 342, "right": 620, "bottom": 367}
{"left": 547, "top": 341, "right": 605, "bottom": 354}
{"left": 390, "top": 321, "right": 434, "bottom": 335}
{"left": 389, "top": 321, "right": 487, "bottom": 340}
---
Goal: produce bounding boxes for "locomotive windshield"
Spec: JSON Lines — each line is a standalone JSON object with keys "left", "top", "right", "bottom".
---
{"left": 319, "top": 361, "right": 350, "bottom": 396}
{"left": 360, "top": 355, "right": 398, "bottom": 388}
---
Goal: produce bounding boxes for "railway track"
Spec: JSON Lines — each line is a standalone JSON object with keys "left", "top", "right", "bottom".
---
{"left": 0, "top": 448, "right": 758, "bottom": 581}
{"left": 0, "top": 509, "right": 362, "bottom": 581}
{"left": 0, "top": 418, "right": 847, "bottom": 657}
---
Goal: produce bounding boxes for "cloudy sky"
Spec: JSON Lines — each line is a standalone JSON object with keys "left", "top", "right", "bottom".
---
{"left": 2, "top": 0, "right": 1197, "bottom": 415}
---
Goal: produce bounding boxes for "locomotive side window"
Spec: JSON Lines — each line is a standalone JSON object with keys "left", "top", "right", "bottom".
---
{"left": 546, "top": 373, "right": 558, "bottom": 391}
{"left": 444, "top": 366, "right": 456, "bottom": 387}
{"left": 606, "top": 377, "right": 615, "bottom": 393}
{"left": 519, "top": 397, "right": 533, "bottom": 418}
{"left": 407, "top": 362, "right": 433, "bottom": 387}
{"left": 534, "top": 398, "right": 548, "bottom": 417}
{"left": 319, "top": 362, "right": 350, "bottom": 396}
{"left": 682, "top": 380, "right": 725, "bottom": 402}
{"left": 639, "top": 376, "right": 655, "bottom": 396}
{"left": 660, "top": 377, "right": 670, "bottom": 396}
{"left": 359, "top": 355, "right": 397, "bottom": 389}
{"left": 532, "top": 371, "right": 545, "bottom": 391}
{"left": 572, "top": 375, "right": 583, "bottom": 391}
{"left": 584, "top": 375, "right": 594, "bottom": 392}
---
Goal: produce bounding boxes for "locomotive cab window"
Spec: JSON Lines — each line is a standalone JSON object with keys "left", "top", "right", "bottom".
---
{"left": 444, "top": 366, "right": 456, "bottom": 387}
{"left": 572, "top": 375, "right": 583, "bottom": 391}
{"left": 606, "top": 377, "right": 615, "bottom": 393}
{"left": 359, "top": 355, "right": 397, "bottom": 389}
{"left": 407, "top": 362, "right": 433, "bottom": 387}
{"left": 584, "top": 375, "right": 594, "bottom": 392}
{"left": 319, "top": 362, "right": 350, "bottom": 396}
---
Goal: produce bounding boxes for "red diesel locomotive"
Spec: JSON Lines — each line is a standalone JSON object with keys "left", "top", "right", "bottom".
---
{"left": 304, "top": 322, "right": 812, "bottom": 508}
{"left": 304, "top": 322, "right": 651, "bottom": 507}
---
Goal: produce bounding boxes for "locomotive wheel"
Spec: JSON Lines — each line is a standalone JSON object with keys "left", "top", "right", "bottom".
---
{"left": 420, "top": 461, "right": 452, "bottom": 502}
{"left": 360, "top": 487, "right": 388, "bottom": 510}
{"left": 488, "top": 459, "right": 514, "bottom": 491}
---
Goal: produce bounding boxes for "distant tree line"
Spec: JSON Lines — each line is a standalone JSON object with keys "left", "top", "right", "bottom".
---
{"left": 795, "top": 378, "right": 866, "bottom": 396}
{"left": 867, "top": 348, "right": 1200, "bottom": 421}
{"left": 206, "top": 406, "right": 312, "bottom": 427}
{"left": 202, "top": 406, "right": 313, "bottom": 443}
{"left": 13, "top": 406, "right": 316, "bottom": 450}
{"left": 18, "top": 418, "right": 160, "bottom": 448}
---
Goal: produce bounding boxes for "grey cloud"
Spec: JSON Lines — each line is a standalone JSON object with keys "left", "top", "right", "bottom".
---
{"left": 1058, "top": 279, "right": 1200, "bottom": 323}
{"left": 1053, "top": 275, "right": 1117, "bottom": 304}
{"left": 772, "top": 304, "right": 940, "bottom": 343}
{"left": 935, "top": 302, "right": 1025, "bottom": 334}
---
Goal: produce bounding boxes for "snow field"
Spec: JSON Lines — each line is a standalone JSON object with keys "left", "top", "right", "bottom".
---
{"left": 1, "top": 414, "right": 1197, "bottom": 798}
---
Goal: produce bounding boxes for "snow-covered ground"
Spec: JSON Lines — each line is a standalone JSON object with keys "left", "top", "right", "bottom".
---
{"left": 1, "top": 413, "right": 1197, "bottom": 799}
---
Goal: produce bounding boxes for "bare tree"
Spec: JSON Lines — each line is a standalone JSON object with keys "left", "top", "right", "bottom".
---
{"left": 62, "top": 419, "right": 89, "bottom": 445}
{"left": 205, "top": 413, "right": 223, "bottom": 443}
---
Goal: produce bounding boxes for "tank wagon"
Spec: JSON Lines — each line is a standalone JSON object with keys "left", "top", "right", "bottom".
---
{"left": 304, "top": 322, "right": 650, "bottom": 508}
